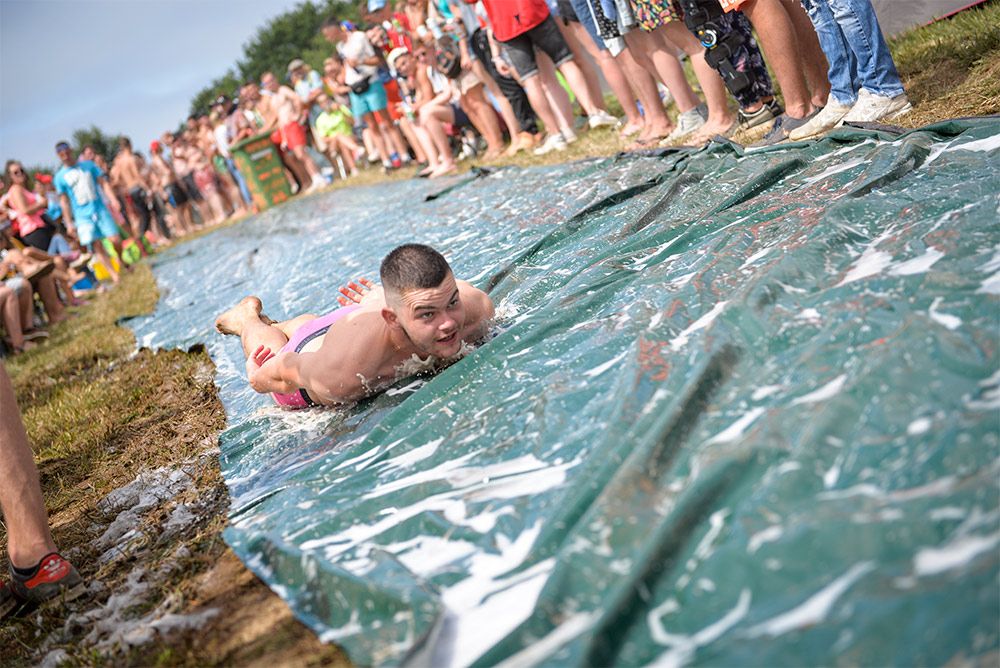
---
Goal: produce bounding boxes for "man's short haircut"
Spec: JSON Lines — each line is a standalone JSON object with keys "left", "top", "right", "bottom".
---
{"left": 119, "top": 136, "right": 132, "bottom": 150}
{"left": 322, "top": 15, "right": 341, "bottom": 29}
{"left": 380, "top": 244, "right": 452, "bottom": 296}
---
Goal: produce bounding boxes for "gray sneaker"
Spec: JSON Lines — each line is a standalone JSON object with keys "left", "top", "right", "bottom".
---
{"left": 665, "top": 104, "right": 707, "bottom": 142}
{"left": 750, "top": 112, "right": 817, "bottom": 147}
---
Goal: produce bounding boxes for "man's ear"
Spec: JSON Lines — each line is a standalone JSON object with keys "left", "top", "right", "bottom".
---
{"left": 381, "top": 306, "right": 401, "bottom": 330}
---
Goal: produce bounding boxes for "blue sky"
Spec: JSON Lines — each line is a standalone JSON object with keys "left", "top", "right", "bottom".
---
{"left": 0, "top": 0, "right": 304, "bottom": 169}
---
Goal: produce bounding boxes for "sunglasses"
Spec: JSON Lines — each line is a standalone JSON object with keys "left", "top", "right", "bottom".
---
{"left": 10, "top": 169, "right": 24, "bottom": 176}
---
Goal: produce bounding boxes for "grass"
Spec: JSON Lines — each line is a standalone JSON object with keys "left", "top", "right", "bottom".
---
{"left": 1, "top": 7, "right": 997, "bottom": 666}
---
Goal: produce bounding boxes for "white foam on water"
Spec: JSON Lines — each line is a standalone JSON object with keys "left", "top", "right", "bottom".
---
{"left": 584, "top": 349, "right": 630, "bottom": 378}
{"left": 647, "top": 589, "right": 752, "bottom": 668}
{"left": 889, "top": 247, "right": 944, "bottom": 276}
{"left": 791, "top": 374, "right": 847, "bottom": 406}
{"left": 801, "top": 156, "right": 867, "bottom": 185}
{"left": 705, "top": 408, "right": 766, "bottom": 445}
{"left": 493, "top": 611, "right": 599, "bottom": 668}
{"left": 796, "top": 308, "right": 821, "bottom": 322}
{"left": 837, "top": 249, "right": 893, "bottom": 286}
{"left": 739, "top": 246, "right": 772, "bottom": 270}
{"left": 669, "top": 301, "right": 728, "bottom": 351}
{"left": 743, "top": 562, "right": 875, "bottom": 638}
{"left": 913, "top": 531, "right": 1000, "bottom": 576}
{"left": 389, "top": 536, "right": 480, "bottom": 577}
{"left": 928, "top": 297, "right": 962, "bottom": 330}
{"left": 379, "top": 437, "right": 444, "bottom": 473}
{"left": 929, "top": 506, "right": 968, "bottom": 521}
{"left": 747, "top": 525, "right": 784, "bottom": 554}
{"left": 751, "top": 385, "right": 783, "bottom": 401}
{"left": 906, "top": 417, "right": 933, "bottom": 436}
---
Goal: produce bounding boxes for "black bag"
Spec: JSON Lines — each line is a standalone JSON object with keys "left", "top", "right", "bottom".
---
{"left": 350, "top": 77, "right": 371, "bottom": 95}
{"left": 436, "top": 35, "right": 463, "bottom": 80}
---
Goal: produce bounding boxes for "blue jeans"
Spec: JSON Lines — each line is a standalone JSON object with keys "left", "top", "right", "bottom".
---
{"left": 226, "top": 157, "right": 252, "bottom": 205}
{"left": 800, "top": 0, "right": 904, "bottom": 105}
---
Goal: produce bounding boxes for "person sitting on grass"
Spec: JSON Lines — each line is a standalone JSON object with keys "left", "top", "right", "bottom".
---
{"left": 215, "top": 243, "right": 494, "bottom": 408}
{"left": 315, "top": 93, "right": 362, "bottom": 178}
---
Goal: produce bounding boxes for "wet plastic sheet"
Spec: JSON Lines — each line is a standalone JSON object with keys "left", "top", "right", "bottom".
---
{"left": 129, "top": 119, "right": 1000, "bottom": 666}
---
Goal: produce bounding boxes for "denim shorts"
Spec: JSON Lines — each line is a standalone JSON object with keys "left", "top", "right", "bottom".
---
{"left": 501, "top": 15, "right": 574, "bottom": 80}
{"left": 349, "top": 79, "right": 389, "bottom": 119}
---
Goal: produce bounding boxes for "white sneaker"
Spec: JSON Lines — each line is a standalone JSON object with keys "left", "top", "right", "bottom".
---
{"left": 306, "top": 179, "right": 325, "bottom": 193}
{"left": 587, "top": 110, "right": 618, "bottom": 129}
{"left": 561, "top": 128, "right": 578, "bottom": 144}
{"left": 788, "top": 94, "right": 855, "bottom": 141}
{"left": 665, "top": 105, "right": 707, "bottom": 142}
{"left": 840, "top": 88, "right": 912, "bottom": 124}
{"left": 533, "top": 132, "right": 568, "bottom": 156}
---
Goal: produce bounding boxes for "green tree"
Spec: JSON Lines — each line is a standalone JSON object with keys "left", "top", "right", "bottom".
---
{"left": 71, "top": 125, "right": 124, "bottom": 163}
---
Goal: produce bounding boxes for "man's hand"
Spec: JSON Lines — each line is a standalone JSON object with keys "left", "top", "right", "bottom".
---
{"left": 337, "top": 277, "right": 376, "bottom": 305}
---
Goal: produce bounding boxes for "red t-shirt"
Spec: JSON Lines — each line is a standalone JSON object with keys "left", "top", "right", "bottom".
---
{"left": 480, "top": 0, "right": 550, "bottom": 42}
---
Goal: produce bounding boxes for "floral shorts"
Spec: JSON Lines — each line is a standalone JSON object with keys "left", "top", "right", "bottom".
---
{"left": 628, "top": 0, "right": 679, "bottom": 31}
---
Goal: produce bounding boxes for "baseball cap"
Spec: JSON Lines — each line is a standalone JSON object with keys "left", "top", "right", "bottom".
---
{"left": 150, "top": 140, "right": 160, "bottom": 152}
{"left": 387, "top": 47, "right": 409, "bottom": 70}
{"left": 55, "top": 141, "right": 71, "bottom": 152}
{"left": 35, "top": 173, "right": 53, "bottom": 184}
{"left": 287, "top": 58, "right": 306, "bottom": 73}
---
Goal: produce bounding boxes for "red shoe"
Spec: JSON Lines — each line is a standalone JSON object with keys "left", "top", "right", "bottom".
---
{"left": 2, "top": 553, "right": 84, "bottom": 618}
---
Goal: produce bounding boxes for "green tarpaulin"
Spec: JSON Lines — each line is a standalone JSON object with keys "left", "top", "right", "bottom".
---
{"left": 130, "top": 118, "right": 1000, "bottom": 666}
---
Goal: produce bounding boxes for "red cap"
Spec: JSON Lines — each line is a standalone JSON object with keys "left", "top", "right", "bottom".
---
{"left": 150, "top": 140, "right": 160, "bottom": 152}
{"left": 35, "top": 173, "right": 53, "bottom": 184}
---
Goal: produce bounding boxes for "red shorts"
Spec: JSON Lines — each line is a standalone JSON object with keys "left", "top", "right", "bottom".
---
{"left": 383, "top": 79, "right": 403, "bottom": 122}
{"left": 281, "top": 121, "right": 308, "bottom": 149}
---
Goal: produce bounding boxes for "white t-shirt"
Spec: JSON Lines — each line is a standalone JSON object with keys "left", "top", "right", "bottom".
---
{"left": 340, "top": 31, "right": 378, "bottom": 84}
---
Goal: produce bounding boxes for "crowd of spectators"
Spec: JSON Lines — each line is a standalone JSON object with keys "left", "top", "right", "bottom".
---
{"left": 0, "top": 0, "right": 909, "bottom": 358}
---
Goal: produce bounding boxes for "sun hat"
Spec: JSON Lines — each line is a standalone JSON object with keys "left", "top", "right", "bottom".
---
{"left": 287, "top": 58, "right": 306, "bottom": 73}
{"left": 387, "top": 47, "right": 409, "bottom": 70}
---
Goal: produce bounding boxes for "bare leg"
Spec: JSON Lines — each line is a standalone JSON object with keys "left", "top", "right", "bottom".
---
{"left": 32, "top": 275, "right": 65, "bottom": 324}
{"left": 742, "top": 0, "right": 815, "bottom": 118}
{"left": 536, "top": 52, "right": 576, "bottom": 135}
{"left": 472, "top": 59, "right": 520, "bottom": 145}
{"left": 782, "top": 0, "right": 830, "bottom": 106}
{"left": 215, "top": 296, "right": 289, "bottom": 358}
{"left": 0, "top": 364, "right": 58, "bottom": 568}
{"left": 570, "top": 22, "right": 641, "bottom": 128}
{"left": 660, "top": 24, "right": 736, "bottom": 140}
{"left": 0, "top": 287, "right": 26, "bottom": 350}
{"left": 556, "top": 21, "right": 607, "bottom": 113}
{"left": 618, "top": 47, "right": 673, "bottom": 141}
{"left": 624, "top": 29, "right": 700, "bottom": 112}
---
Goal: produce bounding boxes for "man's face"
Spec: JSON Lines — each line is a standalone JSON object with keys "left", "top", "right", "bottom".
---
{"left": 395, "top": 54, "right": 414, "bottom": 77}
{"left": 317, "top": 94, "right": 332, "bottom": 111}
{"left": 81, "top": 147, "right": 96, "bottom": 162}
{"left": 262, "top": 74, "right": 278, "bottom": 93}
{"left": 56, "top": 146, "right": 75, "bottom": 166}
{"left": 322, "top": 24, "right": 344, "bottom": 43}
{"left": 368, "top": 26, "right": 387, "bottom": 47}
{"left": 389, "top": 272, "right": 465, "bottom": 358}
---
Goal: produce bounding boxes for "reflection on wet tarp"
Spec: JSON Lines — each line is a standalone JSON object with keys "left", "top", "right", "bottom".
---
{"left": 129, "top": 119, "right": 1000, "bottom": 666}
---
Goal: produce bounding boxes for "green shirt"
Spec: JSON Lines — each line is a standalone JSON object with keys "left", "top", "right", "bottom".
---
{"left": 315, "top": 107, "right": 353, "bottom": 138}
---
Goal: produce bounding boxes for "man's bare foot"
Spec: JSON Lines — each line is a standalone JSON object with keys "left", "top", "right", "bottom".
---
{"left": 215, "top": 296, "right": 264, "bottom": 335}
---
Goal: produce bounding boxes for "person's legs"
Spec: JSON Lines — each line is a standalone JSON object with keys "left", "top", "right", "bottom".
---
{"left": 660, "top": 22, "right": 736, "bottom": 138}
{"left": 461, "top": 84, "right": 505, "bottom": 155}
{"left": 471, "top": 58, "right": 522, "bottom": 145}
{"left": 0, "top": 365, "right": 57, "bottom": 568}
{"left": 398, "top": 117, "right": 429, "bottom": 164}
{"left": 623, "top": 28, "right": 700, "bottom": 112}
{"left": 617, "top": 46, "right": 673, "bottom": 140}
{"left": 741, "top": 0, "right": 815, "bottom": 119}
{"left": 31, "top": 275, "right": 65, "bottom": 325}
{"left": 556, "top": 19, "right": 608, "bottom": 113}
{"left": 782, "top": 0, "right": 831, "bottom": 107}
{"left": 470, "top": 29, "right": 539, "bottom": 138}
{"left": 215, "top": 296, "right": 289, "bottom": 359}
{"left": 0, "top": 286, "right": 27, "bottom": 351}
{"left": 569, "top": 20, "right": 642, "bottom": 129}
{"left": 536, "top": 52, "right": 577, "bottom": 136}
{"left": 362, "top": 112, "right": 392, "bottom": 169}
{"left": 418, "top": 104, "right": 458, "bottom": 175}
{"left": 830, "top": 0, "right": 904, "bottom": 97}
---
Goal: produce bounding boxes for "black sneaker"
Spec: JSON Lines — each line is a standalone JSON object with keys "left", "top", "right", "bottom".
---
{"left": 739, "top": 99, "right": 783, "bottom": 130}
{"left": 2, "top": 553, "right": 85, "bottom": 618}
{"left": 750, "top": 112, "right": 818, "bottom": 147}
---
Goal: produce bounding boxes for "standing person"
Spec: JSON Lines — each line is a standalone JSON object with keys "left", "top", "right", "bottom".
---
{"left": 789, "top": 0, "right": 911, "bottom": 140}
{"left": 0, "top": 364, "right": 84, "bottom": 618}
{"left": 165, "top": 133, "right": 213, "bottom": 225}
{"left": 52, "top": 141, "right": 122, "bottom": 284}
{"left": 110, "top": 137, "right": 170, "bottom": 246}
{"left": 149, "top": 140, "right": 196, "bottom": 237}
{"left": 322, "top": 19, "right": 404, "bottom": 172}
{"left": 479, "top": 0, "right": 616, "bottom": 155}
{"left": 261, "top": 71, "right": 328, "bottom": 193}
{"left": 212, "top": 96, "right": 254, "bottom": 207}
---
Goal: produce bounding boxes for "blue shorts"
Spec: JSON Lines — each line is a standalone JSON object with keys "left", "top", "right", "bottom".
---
{"left": 349, "top": 80, "right": 389, "bottom": 120}
{"left": 76, "top": 206, "right": 119, "bottom": 247}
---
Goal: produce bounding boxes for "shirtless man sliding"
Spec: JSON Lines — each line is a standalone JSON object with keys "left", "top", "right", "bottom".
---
{"left": 215, "top": 244, "right": 494, "bottom": 407}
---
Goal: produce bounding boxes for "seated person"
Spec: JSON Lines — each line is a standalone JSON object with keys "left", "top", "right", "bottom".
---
{"left": 215, "top": 244, "right": 495, "bottom": 407}
{"left": 0, "top": 245, "right": 66, "bottom": 326}
{"left": 315, "top": 93, "right": 362, "bottom": 177}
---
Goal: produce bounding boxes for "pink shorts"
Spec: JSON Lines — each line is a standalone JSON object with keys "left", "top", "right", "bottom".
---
{"left": 271, "top": 305, "right": 360, "bottom": 409}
